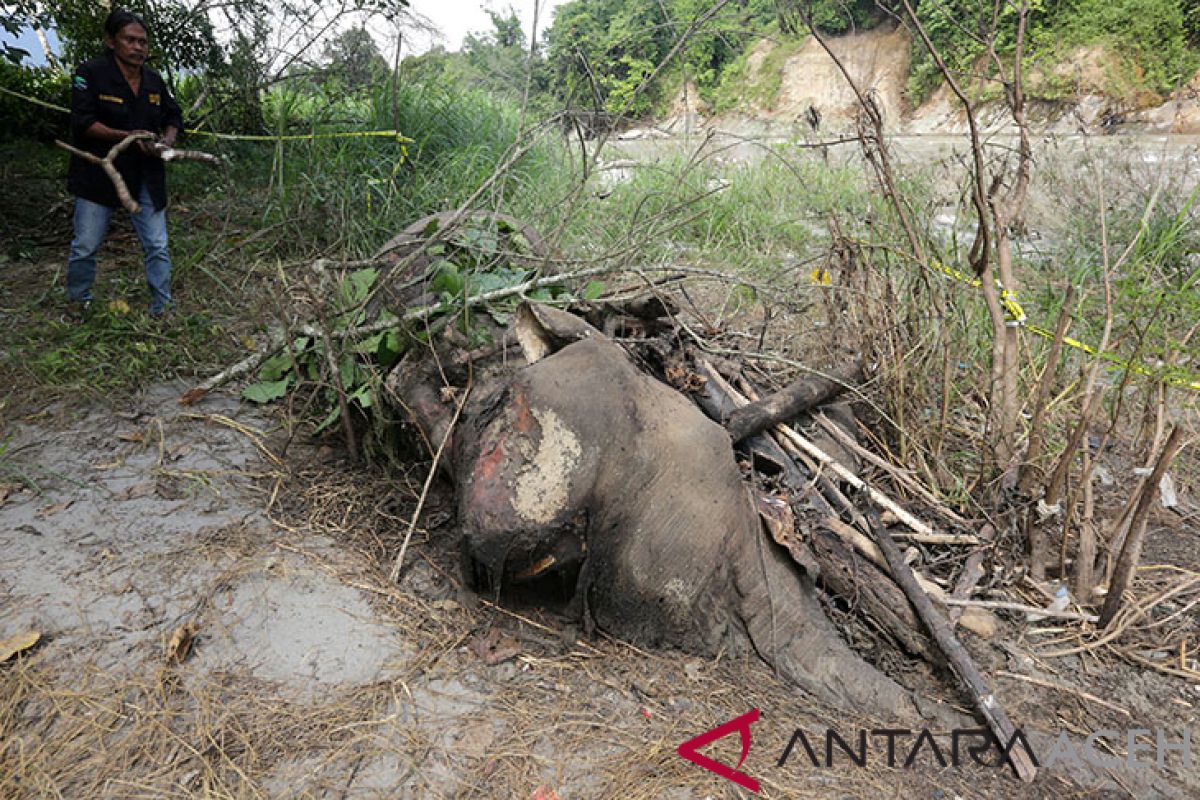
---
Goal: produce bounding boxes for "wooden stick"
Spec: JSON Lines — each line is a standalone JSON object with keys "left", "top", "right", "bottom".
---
{"left": 56, "top": 133, "right": 153, "bottom": 213}
{"left": 389, "top": 386, "right": 468, "bottom": 582}
{"left": 861, "top": 504, "right": 1037, "bottom": 782}
{"left": 1099, "top": 426, "right": 1187, "bottom": 627}
{"left": 57, "top": 134, "right": 221, "bottom": 214}
{"left": 816, "top": 413, "right": 971, "bottom": 528}
{"left": 941, "top": 597, "right": 1098, "bottom": 623}
{"left": 995, "top": 670, "right": 1132, "bottom": 718}
{"left": 773, "top": 423, "right": 980, "bottom": 545}
{"left": 724, "top": 362, "right": 861, "bottom": 443}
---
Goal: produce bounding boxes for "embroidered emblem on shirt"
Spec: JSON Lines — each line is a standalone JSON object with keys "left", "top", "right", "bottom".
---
{"left": 73, "top": 75, "right": 88, "bottom": 90}
{"left": 98, "top": 94, "right": 125, "bottom": 104}
{"left": 149, "top": 93, "right": 161, "bottom": 105}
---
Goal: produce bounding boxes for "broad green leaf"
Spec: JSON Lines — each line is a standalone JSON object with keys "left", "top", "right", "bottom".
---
{"left": 351, "top": 384, "right": 374, "bottom": 409}
{"left": 353, "top": 332, "right": 385, "bottom": 354}
{"left": 582, "top": 280, "right": 606, "bottom": 300}
{"left": 431, "top": 260, "right": 463, "bottom": 295}
{"left": 338, "top": 268, "right": 378, "bottom": 308}
{"left": 259, "top": 352, "right": 294, "bottom": 382}
{"left": 242, "top": 378, "right": 290, "bottom": 403}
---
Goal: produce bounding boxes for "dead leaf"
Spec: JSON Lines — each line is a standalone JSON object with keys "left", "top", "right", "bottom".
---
{"left": 755, "top": 492, "right": 794, "bottom": 546}
{"left": 178, "top": 388, "right": 208, "bottom": 406}
{"left": 0, "top": 486, "right": 11, "bottom": 507}
{"left": 36, "top": 500, "right": 73, "bottom": 518}
{"left": 469, "top": 628, "right": 521, "bottom": 666}
{"left": 531, "top": 787, "right": 560, "bottom": 800}
{"left": 165, "top": 621, "right": 198, "bottom": 664}
{"left": 0, "top": 630, "right": 41, "bottom": 663}
{"left": 117, "top": 430, "right": 145, "bottom": 443}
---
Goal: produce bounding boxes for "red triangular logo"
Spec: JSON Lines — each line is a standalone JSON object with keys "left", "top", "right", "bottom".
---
{"left": 676, "top": 708, "right": 761, "bottom": 793}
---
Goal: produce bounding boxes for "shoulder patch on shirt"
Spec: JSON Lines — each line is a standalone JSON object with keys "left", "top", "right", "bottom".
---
{"left": 98, "top": 94, "right": 124, "bottom": 104}
{"left": 149, "top": 93, "right": 160, "bottom": 105}
{"left": 73, "top": 75, "right": 88, "bottom": 90}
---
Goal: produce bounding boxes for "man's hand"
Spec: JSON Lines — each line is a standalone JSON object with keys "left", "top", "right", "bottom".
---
{"left": 132, "top": 129, "right": 157, "bottom": 156}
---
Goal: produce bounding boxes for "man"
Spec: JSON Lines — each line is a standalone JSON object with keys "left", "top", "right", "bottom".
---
{"left": 66, "top": 8, "right": 183, "bottom": 320}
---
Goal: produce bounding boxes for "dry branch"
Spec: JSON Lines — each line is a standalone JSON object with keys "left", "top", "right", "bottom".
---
{"left": 941, "top": 598, "right": 1098, "bottom": 624}
{"left": 56, "top": 134, "right": 221, "bottom": 214}
{"left": 861, "top": 506, "right": 1037, "bottom": 782}
{"left": 1099, "top": 426, "right": 1188, "bottom": 627}
{"left": 816, "top": 412, "right": 971, "bottom": 529}
{"left": 725, "top": 362, "right": 861, "bottom": 443}
{"left": 56, "top": 134, "right": 153, "bottom": 213}
{"left": 180, "top": 263, "right": 625, "bottom": 404}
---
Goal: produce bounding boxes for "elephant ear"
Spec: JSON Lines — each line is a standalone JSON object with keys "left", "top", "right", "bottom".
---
{"left": 515, "top": 302, "right": 603, "bottom": 364}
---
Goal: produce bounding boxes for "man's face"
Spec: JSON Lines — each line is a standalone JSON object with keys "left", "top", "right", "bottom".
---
{"left": 107, "top": 23, "right": 148, "bottom": 70}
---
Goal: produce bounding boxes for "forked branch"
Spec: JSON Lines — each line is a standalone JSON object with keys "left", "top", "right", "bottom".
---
{"left": 56, "top": 133, "right": 222, "bottom": 214}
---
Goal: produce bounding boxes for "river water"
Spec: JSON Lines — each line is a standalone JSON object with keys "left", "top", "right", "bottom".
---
{"left": 597, "top": 126, "right": 1200, "bottom": 268}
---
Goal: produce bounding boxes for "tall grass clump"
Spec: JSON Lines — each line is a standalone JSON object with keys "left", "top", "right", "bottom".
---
{"left": 232, "top": 80, "right": 572, "bottom": 258}
{"left": 577, "top": 146, "right": 894, "bottom": 276}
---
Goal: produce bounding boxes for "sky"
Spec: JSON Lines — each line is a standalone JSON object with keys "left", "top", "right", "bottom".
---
{"left": 403, "top": 0, "right": 566, "bottom": 54}
{"left": 0, "top": 1, "right": 568, "bottom": 67}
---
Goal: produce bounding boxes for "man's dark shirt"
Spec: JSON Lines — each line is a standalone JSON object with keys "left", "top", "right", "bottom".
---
{"left": 68, "top": 52, "right": 183, "bottom": 211}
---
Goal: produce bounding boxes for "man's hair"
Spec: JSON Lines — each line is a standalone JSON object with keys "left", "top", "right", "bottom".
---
{"left": 103, "top": 8, "right": 148, "bottom": 39}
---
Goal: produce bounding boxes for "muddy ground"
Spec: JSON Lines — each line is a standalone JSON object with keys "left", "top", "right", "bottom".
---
{"left": 0, "top": 374, "right": 1197, "bottom": 799}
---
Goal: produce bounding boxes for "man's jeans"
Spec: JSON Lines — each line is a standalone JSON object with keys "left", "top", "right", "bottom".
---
{"left": 67, "top": 185, "right": 172, "bottom": 314}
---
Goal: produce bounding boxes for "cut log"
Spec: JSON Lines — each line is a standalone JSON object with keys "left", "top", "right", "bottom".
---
{"left": 810, "top": 528, "right": 938, "bottom": 662}
{"left": 725, "top": 361, "right": 862, "bottom": 443}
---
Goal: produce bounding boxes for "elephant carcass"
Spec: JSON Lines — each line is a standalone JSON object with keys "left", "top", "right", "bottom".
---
{"left": 392, "top": 306, "right": 930, "bottom": 717}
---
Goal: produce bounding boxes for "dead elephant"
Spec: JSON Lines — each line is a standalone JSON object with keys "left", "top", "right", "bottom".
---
{"left": 389, "top": 304, "right": 938, "bottom": 719}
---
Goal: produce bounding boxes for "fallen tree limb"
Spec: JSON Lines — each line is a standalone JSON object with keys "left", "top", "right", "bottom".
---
{"left": 56, "top": 134, "right": 221, "bottom": 214}
{"left": 861, "top": 503, "right": 1037, "bottom": 782}
{"left": 725, "top": 362, "right": 861, "bottom": 443}
{"left": 180, "top": 264, "right": 627, "bottom": 404}
{"left": 695, "top": 359, "right": 996, "bottom": 638}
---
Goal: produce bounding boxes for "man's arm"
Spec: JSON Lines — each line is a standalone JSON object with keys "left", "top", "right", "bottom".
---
{"left": 83, "top": 121, "right": 146, "bottom": 143}
{"left": 69, "top": 62, "right": 100, "bottom": 141}
{"left": 160, "top": 82, "right": 183, "bottom": 147}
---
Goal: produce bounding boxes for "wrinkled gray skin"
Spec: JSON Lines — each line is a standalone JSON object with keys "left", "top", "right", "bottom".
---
{"left": 389, "top": 309, "right": 933, "bottom": 719}
{"left": 388, "top": 308, "right": 1199, "bottom": 795}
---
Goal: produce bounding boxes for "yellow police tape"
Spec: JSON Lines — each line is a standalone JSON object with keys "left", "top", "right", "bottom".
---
{"left": 1, "top": 85, "right": 413, "bottom": 145}
{"left": 812, "top": 253, "right": 1200, "bottom": 393}
{"left": 927, "top": 259, "right": 1200, "bottom": 392}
